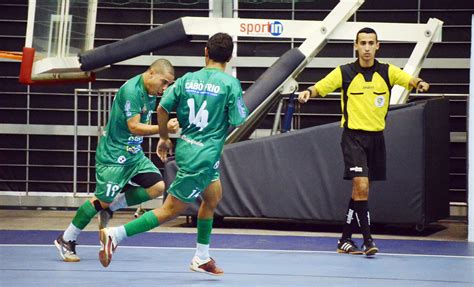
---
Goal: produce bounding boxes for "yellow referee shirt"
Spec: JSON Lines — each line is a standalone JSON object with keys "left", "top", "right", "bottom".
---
{"left": 312, "top": 60, "right": 412, "bottom": 131}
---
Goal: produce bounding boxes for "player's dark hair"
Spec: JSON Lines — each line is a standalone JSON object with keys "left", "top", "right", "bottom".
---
{"left": 149, "top": 58, "right": 174, "bottom": 75}
{"left": 356, "top": 27, "right": 378, "bottom": 43}
{"left": 206, "top": 33, "right": 233, "bottom": 63}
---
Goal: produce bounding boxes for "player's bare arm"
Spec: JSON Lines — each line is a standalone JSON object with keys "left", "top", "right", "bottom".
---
{"left": 127, "top": 114, "right": 159, "bottom": 136}
{"left": 127, "top": 114, "right": 179, "bottom": 136}
{"left": 156, "top": 105, "right": 173, "bottom": 162}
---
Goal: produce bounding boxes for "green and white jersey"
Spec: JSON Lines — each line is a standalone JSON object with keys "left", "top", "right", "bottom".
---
{"left": 160, "top": 67, "right": 248, "bottom": 172}
{"left": 96, "top": 74, "right": 156, "bottom": 165}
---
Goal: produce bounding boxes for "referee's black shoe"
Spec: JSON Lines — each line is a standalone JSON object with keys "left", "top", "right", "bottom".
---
{"left": 363, "top": 239, "right": 379, "bottom": 256}
{"left": 337, "top": 238, "right": 363, "bottom": 255}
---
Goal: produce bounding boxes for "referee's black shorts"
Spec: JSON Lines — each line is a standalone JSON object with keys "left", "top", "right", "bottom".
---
{"left": 340, "top": 128, "right": 386, "bottom": 181}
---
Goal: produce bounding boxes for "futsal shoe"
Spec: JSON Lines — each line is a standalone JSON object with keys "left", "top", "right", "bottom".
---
{"left": 190, "top": 256, "right": 224, "bottom": 276}
{"left": 98, "top": 208, "right": 113, "bottom": 229}
{"left": 54, "top": 235, "right": 80, "bottom": 262}
{"left": 337, "top": 238, "right": 363, "bottom": 255}
{"left": 363, "top": 239, "right": 379, "bottom": 256}
{"left": 99, "top": 228, "right": 117, "bottom": 267}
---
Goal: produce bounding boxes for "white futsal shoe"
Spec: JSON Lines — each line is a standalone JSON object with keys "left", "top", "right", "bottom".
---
{"left": 99, "top": 228, "right": 118, "bottom": 267}
{"left": 54, "top": 235, "right": 80, "bottom": 262}
{"left": 190, "top": 256, "right": 224, "bottom": 276}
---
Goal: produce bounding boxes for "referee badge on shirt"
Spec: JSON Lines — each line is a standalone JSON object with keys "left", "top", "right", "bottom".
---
{"left": 374, "top": 95, "right": 385, "bottom": 107}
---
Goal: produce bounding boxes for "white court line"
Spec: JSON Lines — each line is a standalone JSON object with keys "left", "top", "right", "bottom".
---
{"left": 1, "top": 244, "right": 473, "bottom": 260}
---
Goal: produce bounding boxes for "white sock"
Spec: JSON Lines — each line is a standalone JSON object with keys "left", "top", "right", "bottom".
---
{"left": 112, "top": 226, "right": 127, "bottom": 244}
{"left": 63, "top": 223, "right": 81, "bottom": 242}
{"left": 109, "top": 193, "right": 127, "bottom": 212}
{"left": 195, "top": 243, "right": 210, "bottom": 261}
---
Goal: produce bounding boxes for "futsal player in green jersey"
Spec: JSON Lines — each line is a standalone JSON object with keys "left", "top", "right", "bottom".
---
{"left": 98, "top": 33, "right": 248, "bottom": 275}
{"left": 55, "top": 59, "right": 178, "bottom": 262}
{"left": 298, "top": 27, "right": 430, "bottom": 256}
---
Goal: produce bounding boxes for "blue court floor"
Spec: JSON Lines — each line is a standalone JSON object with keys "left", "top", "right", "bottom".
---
{"left": 1, "top": 230, "right": 473, "bottom": 287}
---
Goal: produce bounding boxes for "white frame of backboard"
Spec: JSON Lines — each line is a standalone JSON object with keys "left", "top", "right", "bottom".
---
{"left": 25, "top": 0, "right": 98, "bottom": 79}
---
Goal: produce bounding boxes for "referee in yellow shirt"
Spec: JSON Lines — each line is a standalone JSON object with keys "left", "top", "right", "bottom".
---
{"left": 298, "top": 27, "right": 430, "bottom": 256}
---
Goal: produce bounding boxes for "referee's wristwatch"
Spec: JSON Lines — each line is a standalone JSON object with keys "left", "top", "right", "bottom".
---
{"left": 416, "top": 79, "right": 426, "bottom": 87}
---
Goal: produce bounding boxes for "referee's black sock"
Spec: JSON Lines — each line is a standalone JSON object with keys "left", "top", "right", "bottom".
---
{"left": 353, "top": 200, "right": 373, "bottom": 244}
{"left": 341, "top": 198, "right": 356, "bottom": 240}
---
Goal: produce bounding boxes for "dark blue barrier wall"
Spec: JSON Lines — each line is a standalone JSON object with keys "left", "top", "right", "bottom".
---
{"left": 164, "top": 98, "right": 449, "bottom": 226}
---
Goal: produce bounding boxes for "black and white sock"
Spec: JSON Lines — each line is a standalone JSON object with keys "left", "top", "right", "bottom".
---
{"left": 353, "top": 200, "right": 373, "bottom": 244}
{"left": 341, "top": 198, "right": 356, "bottom": 240}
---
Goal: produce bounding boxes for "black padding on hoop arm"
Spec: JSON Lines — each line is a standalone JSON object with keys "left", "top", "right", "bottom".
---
{"left": 225, "top": 48, "right": 305, "bottom": 143}
{"left": 79, "top": 18, "right": 189, "bottom": 71}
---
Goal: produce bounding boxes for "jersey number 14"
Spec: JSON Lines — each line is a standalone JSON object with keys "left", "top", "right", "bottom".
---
{"left": 187, "top": 98, "right": 209, "bottom": 131}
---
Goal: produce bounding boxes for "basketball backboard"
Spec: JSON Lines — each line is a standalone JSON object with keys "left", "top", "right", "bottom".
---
{"left": 20, "top": 0, "right": 98, "bottom": 84}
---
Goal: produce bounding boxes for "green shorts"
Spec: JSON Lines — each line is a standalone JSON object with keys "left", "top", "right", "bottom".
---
{"left": 167, "top": 162, "right": 220, "bottom": 203}
{"left": 95, "top": 158, "right": 161, "bottom": 203}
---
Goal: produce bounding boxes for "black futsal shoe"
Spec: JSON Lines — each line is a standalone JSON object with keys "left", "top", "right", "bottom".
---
{"left": 337, "top": 238, "right": 363, "bottom": 255}
{"left": 363, "top": 239, "right": 379, "bottom": 256}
